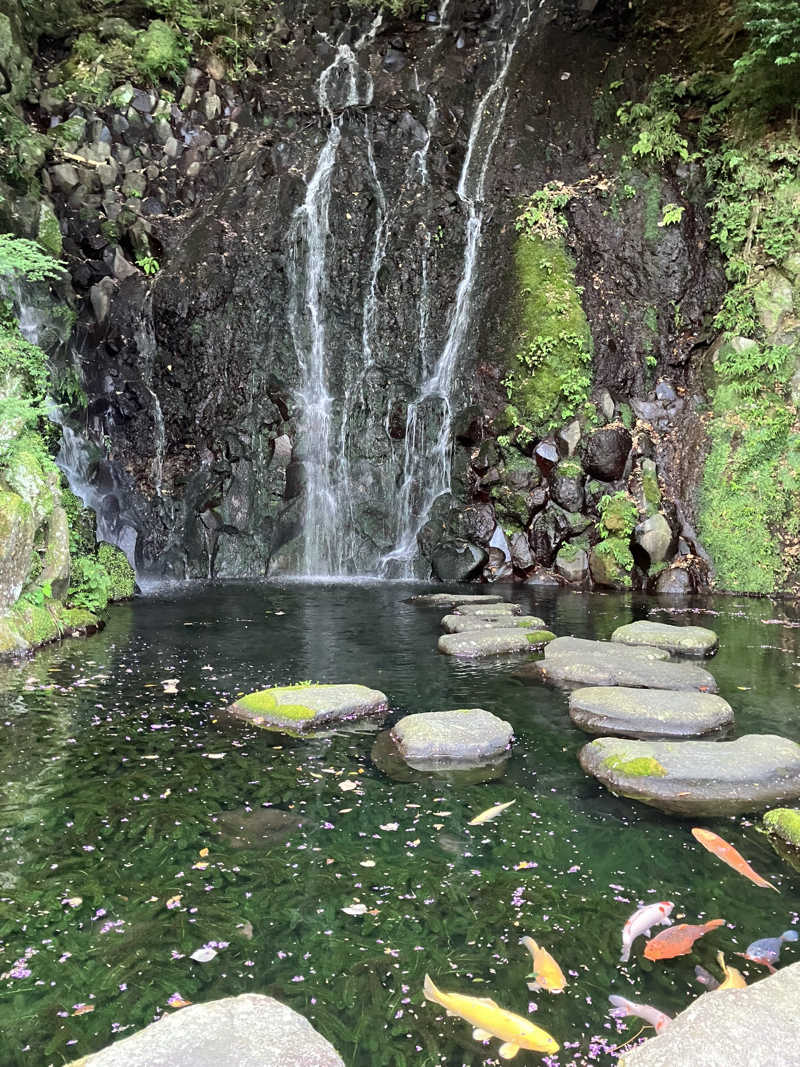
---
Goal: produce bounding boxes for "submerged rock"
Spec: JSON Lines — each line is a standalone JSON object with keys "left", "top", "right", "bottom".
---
{"left": 227, "top": 683, "right": 388, "bottom": 732}
{"left": 439, "top": 628, "right": 555, "bottom": 658}
{"left": 441, "top": 613, "right": 547, "bottom": 633}
{"left": 518, "top": 656, "right": 717, "bottom": 692}
{"left": 545, "top": 636, "right": 670, "bottom": 662}
{"left": 371, "top": 730, "right": 509, "bottom": 785}
{"left": 611, "top": 620, "right": 719, "bottom": 657}
{"left": 213, "top": 806, "right": 305, "bottom": 849}
{"left": 579, "top": 734, "right": 800, "bottom": 816}
{"left": 409, "top": 593, "right": 505, "bottom": 608}
{"left": 569, "top": 686, "right": 734, "bottom": 738}
{"left": 66, "top": 993, "right": 345, "bottom": 1066}
{"left": 619, "top": 963, "right": 800, "bottom": 1067}
{"left": 392, "top": 708, "right": 513, "bottom": 764}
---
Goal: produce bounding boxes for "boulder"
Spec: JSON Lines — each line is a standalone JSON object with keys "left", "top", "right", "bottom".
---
{"left": 584, "top": 426, "right": 632, "bottom": 481}
{"left": 655, "top": 566, "right": 693, "bottom": 595}
{"left": 0, "top": 490, "right": 35, "bottom": 610}
{"left": 556, "top": 419, "right": 581, "bottom": 457}
{"left": 612, "top": 620, "right": 718, "bottom": 657}
{"left": 589, "top": 542, "right": 631, "bottom": 589}
{"left": 518, "top": 656, "right": 717, "bottom": 692}
{"left": 620, "top": 964, "right": 800, "bottom": 1067}
{"left": 439, "top": 628, "right": 555, "bottom": 658}
{"left": 41, "top": 506, "right": 71, "bottom": 600}
{"left": 545, "top": 637, "right": 669, "bottom": 662}
{"left": 509, "top": 530, "right": 535, "bottom": 571}
{"left": 453, "top": 601, "right": 519, "bottom": 616}
{"left": 391, "top": 708, "right": 513, "bottom": 764}
{"left": 227, "top": 683, "right": 388, "bottom": 732}
{"left": 569, "top": 686, "right": 734, "bottom": 738}
{"left": 430, "top": 540, "right": 489, "bottom": 581}
{"left": 634, "top": 513, "right": 675, "bottom": 566}
{"left": 551, "top": 461, "right": 585, "bottom": 512}
{"left": 65, "top": 993, "right": 344, "bottom": 1067}
{"left": 763, "top": 808, "right": 800, "bottom": 873}
{"left": 408, "top": 593, "right": 505, "bottom": 608}
{"left": 555, "top": 546, "right": 589, "bottom": 584}
{"left": 578, "top": 734, "right": 800, "bottom": 816}
{"left": 441, "top": 614, "right": 547, "bottom": 633}
{"left": 371, "top": 730, "right": 508, "bottom": 785}
{"left": 534, "top": 439, "right": 559, "bottom": 474}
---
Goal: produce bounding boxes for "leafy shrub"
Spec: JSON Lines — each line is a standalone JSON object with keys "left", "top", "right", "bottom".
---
{"left": 97, "top": 543, "right": 135, "bottom": 600}
{"left": 617, "top": 76, "right": 692, "bottom": 165}
{"left": 597, "top": 492, "right": 638, "bottom": 540}
{"left": 66, "top": 556, "right": 111, "bottom": 614}
{"left": 134, "top": 20, "right": 188, "bottom": 84}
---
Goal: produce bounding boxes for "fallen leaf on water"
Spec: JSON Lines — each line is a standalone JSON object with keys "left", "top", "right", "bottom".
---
{"left": 341, "top": 903, "right": 368, "bottom": 916}
{"left": 190, "top": 947, "right": 217, "bottom": 963}
{"left": 339, "top": 780, "right": 358, "bottom": 792}
{"left": 72, "top": 1003, "right": 94, "bottom": 1016}
{"left": 167, "top": 992, "right": 192, "bottom": 1008}
{"left": 380, "top": 822, "right": 399, "bottom": 832}
{"left": 237, "top": 921, "right": 254, "bottom": 940}
{"left": 360, "top": 859, "right": 376, "bottom": 868}
{"left": 166, "top": 895, "right": 182, "bottom": 910}
{"left": 162, "top": 679, "right": 179, "bottom": 694}
{"left": 62, "top": 896, "right": 82, "bottom": 908}
{"left": 199, "top": 847, "right": 209, "bottom": 857}
{"left": 203, "top": 753, "right": 225, "bottom": 760}
{"left": 737, "top": 686, "right": 752, "bottom": 691}
{"left": 192, "top": 862, "right": 209, "bottom": 871}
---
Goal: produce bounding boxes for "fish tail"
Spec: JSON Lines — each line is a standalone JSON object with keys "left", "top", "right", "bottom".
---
{"left": 706, "top": 919, "right": 726, "bottom": 932}
{"left": 527, "top": 980, "right": 542, "bottom": 993}
{"left": 423, "top": 974, "right": 442, "bottom": 1007}
{"left": 782, "top": 931, "right": 799, "bottom": 942}
{"left": 619, "top": 943, "right": 631, "bottom": 963}
{"left": 609, "top": 994, "right": 632, "bottom": 1015}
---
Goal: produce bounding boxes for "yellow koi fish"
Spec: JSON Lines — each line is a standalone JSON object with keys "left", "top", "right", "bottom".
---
{"left": 716, "top": 950, "right": 747, "bottom": 990}
{"left": 468, "top": 800, "right": 516, "bottom": 826}
{"left": 423, "top": 974, "right": 559, "bottom": 1059}
{"left": 521, "top": 937, "right": 567, "bottom": 993}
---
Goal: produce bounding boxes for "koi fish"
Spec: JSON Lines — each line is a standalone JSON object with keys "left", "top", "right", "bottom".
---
{"left": 691, "top": 828, "right": 777, "bottom": 891}
{"left": 716, "top": 951, "right": 746, "bottom": 989}
{"left": 609, "top": 994, "right": 671, "bottom": 1034}
{"left": 423, "top": 974, "right": 559, "bottom": 1059}
{"left": 694, "top": 964, "right": 719, "bottom": 990}
{"left": 737, "top": 930, "right": 798, "bottom": 972}
{"left": 468, "top": 801, "right": 516, "bottom": 826}
{"left": 620, "top": 901, "right": 674, "bottom": 962}
{"left": 521, "top": 937, "right": 567, "bottom": 993}
{"left": 644, "top": 918, "right": 725, "bottom": 961}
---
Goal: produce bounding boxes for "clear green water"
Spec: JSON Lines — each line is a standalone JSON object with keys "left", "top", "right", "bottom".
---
{"left": 0, "top": 582, "right": 798, "bottom": 1066}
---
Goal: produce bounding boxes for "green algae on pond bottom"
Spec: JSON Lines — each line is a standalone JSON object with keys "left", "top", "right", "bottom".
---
{"left": 0, "top": 582, "right": 798, "bottom": 1067}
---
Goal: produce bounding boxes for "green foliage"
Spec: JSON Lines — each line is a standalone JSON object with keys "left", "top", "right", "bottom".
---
{"left": 136, "top": 255, "right": 160, "bottom": 276}
{"left": 716, "top": 340, "right": 792, "bottom": 396}
{"left": 66, "top": 555, "right": 111, "bottom": 614}
{"left": 134, "top": 20, "right": 188, "bottom": 84}
{"left": 62, "top": 487, "right": 96, "bottom": 556}
{"left": 503, "top": 234, "right": 593, "bottom": 441}
{"left": 617, "top": 76, "right": 692, "bottom": 165}
{"left": 597, "top": 491, "right": 637, "bottom": 539}
{"left": 515, "top": 183, "right": 572, "bottom": 241}
{"left": 734, "top": 0, "right": 800, "bottom": 74}
{"left": 0, "top": 234, "right": 64, "bottom": 282}
{"left": 97, "top": 543, "right": 135, "bottom": 600}
{"left": 659, "top": 202, "right": 685, "bottom": 226}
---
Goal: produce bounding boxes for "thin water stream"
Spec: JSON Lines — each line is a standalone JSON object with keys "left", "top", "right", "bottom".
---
{"left": 1, "top": 585, "right": 798, "bottom": 1065}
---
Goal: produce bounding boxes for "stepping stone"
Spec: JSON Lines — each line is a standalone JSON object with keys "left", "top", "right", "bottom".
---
{"left": 441, "top": 613, "right": 547, "bottom": 633}
{"left": 545, "top": 636, "right": 670, "bottom": 662}
{"left": 439, "top": 628, "right": 555, "bottom": 658}
{"left": 518, "top": 657, "right": 717, "bottom": 692}
{"left": 228, "top": 683, "right": 388, "bottom": 732}
{"left": 569, "top": 687, "right": 734, "bottom": 739}
{"left": 762, "top": 807, "right": 800, "bottom": 873}
{"left": 392, "top": 708, "right": 513, "bottom": 765}
{"left": 452, "top": 601, "right": 519, "bottom": 616}
{"left": 611, "top": 620, "right": 719, "bottom": 657}
{"left": 371, "top": 730, "right": 509, "bottom": 784}
{"left": 66, "top": 993, "right": 345, "bottom": 1066}
{"left": 619, "top": 963, "right": 800, "bottom": 1067}
{"left": 213, "top": 807, "right": 306, "bottom": 849}
{"left": 409, "top": 593, "right": 506, "bottom": 608}
{"left": 579, "top": 734, "right": 800, "bottom": 816}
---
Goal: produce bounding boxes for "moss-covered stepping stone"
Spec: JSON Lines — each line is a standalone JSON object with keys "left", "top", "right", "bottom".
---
{"left": 439, "top": 628, "right": 555, "bottom": 658}
{"left": 545, "top": 636, "right": 670, "bottom": 662}
{"left": 392, "top": 708, "right": 513, "bottom": 765}
{"left": 579, "top": 734, "right": 800, "bottom": 816}
{"left": 452, "top": 601, "right": 520, "bottom": 616}
{"left": 408, "top": 593, "right": 506, "bottom": 608}
{"left": 518, "top": 656, "right": 717, "bottom": 692}
{"left": 611, "top": 620, "right": 719, "bottom": 657}
{"left": 763, "top": 807, "right": 800, "bottom": 873}
{"left": 441, "top": 613, "right": 547, "bottom": 634}
{"left": 228, "top": 683, "right": 388, "bottom": 732}
{"left": 569, "top": 686, "right": 734, "bottom": 739}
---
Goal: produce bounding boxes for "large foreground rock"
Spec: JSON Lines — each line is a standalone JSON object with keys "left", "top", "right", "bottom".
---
{"left": 228, "top": 683, "right": 387, "bottom": 731}
{"left": 392, "top": 708, "right": 513, "bottom": 764}
{"left": 519, "top": 657, "right": 717, "bottom": 692}
{"left": 545, "top": 636, "right": 670, "bottom": 662}
{"left": 441, "top": 613, "right": 546, "bottom": 633}
{"left": 439, "top": 628, "right": 555, "bottom": 658}
{"left": 66, "top": 993, "right": 344, "bottom": 1066}
{"left": 611, "top": 620, "right": 719, "bottom": 657}
{"left": 579, "top": 734, "right": 800, "bottom": 816}
{"left": 569, "top": 687, "right": 734, "bottom": 738}
{"left": 620, "top": 964, "right": 800, "bottom": 1067}
{"left": 409, "top": 593, "right": 505, "bottom": 608}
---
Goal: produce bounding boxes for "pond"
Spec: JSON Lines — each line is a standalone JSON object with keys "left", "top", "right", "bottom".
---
{"left": 1, "top": 582, "right": 799, "bottom": 1066}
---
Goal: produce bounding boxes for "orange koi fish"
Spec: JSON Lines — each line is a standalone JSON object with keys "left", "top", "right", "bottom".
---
{"left": 520, "top": 937, "right": 567, "bottom": 993}
{"left": 644, "top": 919, "right": 725, "bottom": 961}
{"left": 691, "top": 828, "right": 777, "bottom": 891}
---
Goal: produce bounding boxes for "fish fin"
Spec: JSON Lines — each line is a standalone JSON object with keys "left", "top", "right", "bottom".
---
{"left": 422, "top": 974, "right": 439, "bottom": 1004}
{"left": 619, "top": 942, "right": 631, "bottom": 963}
{"left": 472, "top": 1028, "right": 493, "bottom": 1042}
{"left": 527, "top": 981, "right": 541, "bottom": 992}
{"left": 498, "top": 1043, "right": 520, "bottom": 1060}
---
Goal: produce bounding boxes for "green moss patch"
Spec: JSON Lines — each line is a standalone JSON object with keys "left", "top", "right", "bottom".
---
{"left": 764, "top": 808, "right": 800, "bottom": 847}
{"left": 602, "top": 754, "right": 667, "bottom": 778}
{"left": 236, "top": 687, "right": 319, "bottom": 723}
{"left": 525, "top": 630, "right": 556, "bottom": 646}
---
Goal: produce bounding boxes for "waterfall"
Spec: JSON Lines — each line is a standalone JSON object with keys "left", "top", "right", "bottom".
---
{"left": 378, "top": 29, "right": 520, "bottom": 576}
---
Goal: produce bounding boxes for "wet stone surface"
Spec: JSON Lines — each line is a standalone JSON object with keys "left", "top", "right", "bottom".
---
{"left": 520, "top": 656, "right": 718, "bottom": 692}
{"left": 569, "top": 686, "right": 734, "bottom": 739}
{"left": 611, "top": 620, "right": 719, "bottom": 657}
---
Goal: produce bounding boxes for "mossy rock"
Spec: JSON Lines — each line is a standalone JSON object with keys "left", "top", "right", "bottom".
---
{"left": 569, "top": 686, "right": 734, "bottom": 739}
{"left": 408, "top": 593, "right": 505, "bottom": 608}
{"left": 441, "top": 613, "right": 547, "bottom": 634}
{"left": 612, "top": 620, "right": 719, "bottom": 657}
{"left": 97, "top": 542, "right": 135, "bottom": 601}
{"left": 545, "top": 636, "right": 670, "bottom": 662}
{"left": 518, "top": 655, "right": 717, "bottom": 693}
{"left": 601, "top": 754, "right": 667, "bottom": 777}
{"left": 228, "top": 683, "right": 388, "bottom": 733}
{"left": 589, "top": 540, "right": 632, "bottom": 589}
{"left": 763, "top": 808, "right": 800, "bottom": 848}
{"left": 391, "top": 708, "right": 513, "bottom": 766}
{"left": 134, "top": 19, "right": 187, "bottom": 84}
{"left": 0, "top": 489, "right": 35, "bottom": 610}
{"left": 438, "top": 628, "right": 555, "bottom": 659}
{"left": 453, "top": 601, "right": 519, "bottom": 616}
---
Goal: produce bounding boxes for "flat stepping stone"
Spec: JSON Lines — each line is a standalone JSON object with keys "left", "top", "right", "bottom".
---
{"left": 442, "top": 613, "right": 547, "bottom": 634}
{"left": 66, "top": 992, "right": 345, "bottom": 1066}
{"left": 569, "top": 687, "right": 734, "bottom": 739}
{"left": 409, "top": 593, "right": 506, "bottom": 608}
{"left": 452, "top": 601, "right": 520, "bottom": 616}
{"left": 213, "top": 807, "right": 306, "bottom": 849}
{"left": 612, "top": 620, "right": 719, "bottom": 657}
{"left": 619, "top": 963, "right": 800, "bottom": 1067}
{"left": 439, "top": 627, "right": 555, "bottom": 658}
{"left": 518, "top": 657, "right": 717, "bottom": 692}
{"left": 228, "top": 683, "right": 387, "bottom": 732}
{"left": 579, "top": 734, "right": 800, "bottom": 816}
{"left": 392, "top": 708, "right": 513, "bottom": 765}
{"left": 371, "top": 730, "right": 508, "bottom": 784}
{"left": 545, "top": 636, "right": 670, "bottom": 662}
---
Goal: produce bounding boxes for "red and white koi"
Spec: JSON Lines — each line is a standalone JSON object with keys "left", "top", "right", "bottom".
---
{"left": 620, "top": 901, "right": 674, "bottom": 962}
